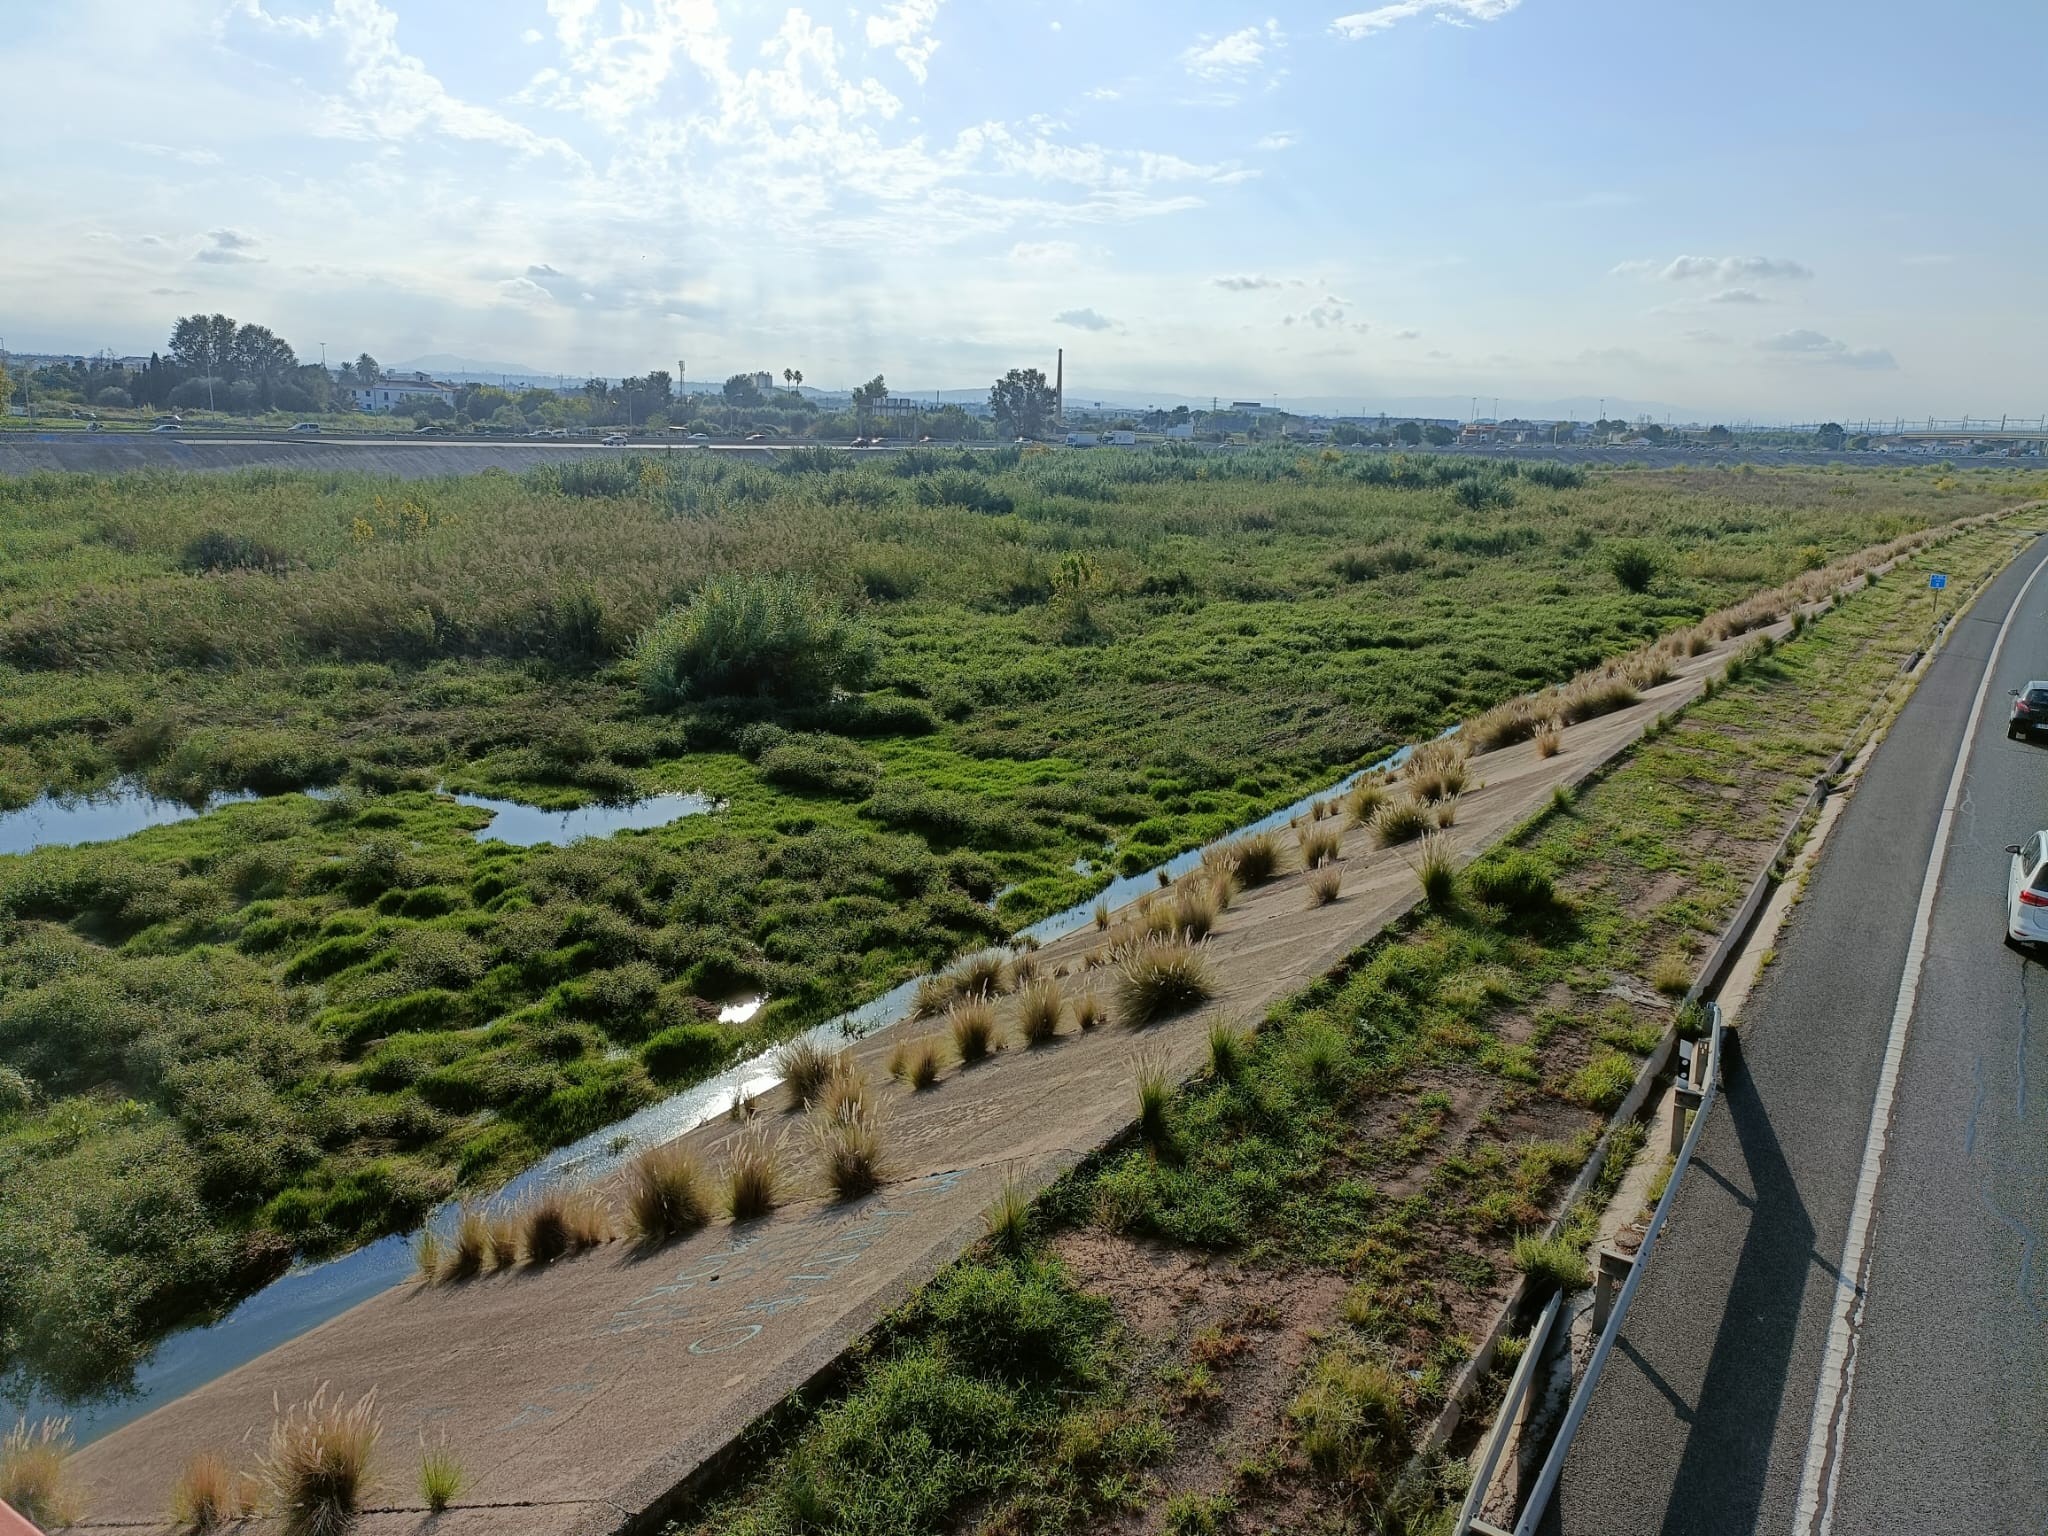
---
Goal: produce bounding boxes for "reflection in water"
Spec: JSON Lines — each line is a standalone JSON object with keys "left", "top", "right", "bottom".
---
{"left": 0, "top": 780, "right": 258, "bottom": 857}
{"left": 29, "top": 737, "right": 1438, "bottom": 1442}
{"left": 452, "top": 789, "right": 717, "bottom": 846}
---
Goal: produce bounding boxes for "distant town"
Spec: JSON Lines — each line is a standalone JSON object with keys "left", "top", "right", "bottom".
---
{"left": 4, "top": 316, "right": 2042, "bottom": 457}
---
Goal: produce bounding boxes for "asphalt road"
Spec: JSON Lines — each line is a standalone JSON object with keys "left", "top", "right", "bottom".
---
{"left": 1549, "top": 536, "right": 2048, "bottom": 1535}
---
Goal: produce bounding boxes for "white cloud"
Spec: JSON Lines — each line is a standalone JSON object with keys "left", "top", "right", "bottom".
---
{"left": 1182, "top": 20, "right": 1282, "bottom": 80}
{"left": 1707, "top": 287, "right": 1766, "bottom": 304}
{"left": 1757, "top": 329, "right": 1897, "bottom": 370}
{"left": 865, "top": 0, "right": 943, "bottom": 84}
{"left": 1085, "top": 86, "right": 1121, "bottom": 100}
{"left": 1011, "top": 240, "right": 1080, "bottom": 262}
{"left": 1213, "top": 273, "right": 1281, "bottom": 290}
{"left": 1615, "top": 254, "right": 1812, "bottom": 283}
{"left": 1255, "top": 131, "right": 1295, "bottom": 150}
{"left": 1681, "top": 328, "right": 1729, "bottom": 345}
{"left": 1393, "top": 328, "right": 1421, "bottom": 340}
{"left": 521, "top": 27, "right": 543, "bottom": 43}
{"left": 194, "top": 227, "right": 263, "bottom": 264}
{"left": 1055, "top": 307, "right": 1114, "bottom": 330}
{"left": 124, "top": 141, "right": 223, "bottom": 165}
{"left": 1331, "top": 0, "right": 1519, "bottom": 40}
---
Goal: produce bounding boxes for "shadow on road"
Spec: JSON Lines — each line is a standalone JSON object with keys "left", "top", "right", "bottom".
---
{"left": 1541, "top": 1034, "right": 1817, "bottom": 1536}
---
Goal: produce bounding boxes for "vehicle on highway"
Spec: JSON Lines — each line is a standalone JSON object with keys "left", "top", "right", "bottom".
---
{"left": 2008, "top": 682, "right": 2048, "bottom": 739}
{"left": 744, "top": 431, "right": 764, "bottom": 442}
{"left": 289, "top": 421, "right": 321, "bottom": 434}
{"left": 687, "top": 432, "right": 709, "bottom": 441}
{"left": 151, "top": 422, "right": 181, "bottom": 432}
{"left": 2004, "top": 832, "right": 2048, "bottom": 943}
{"left": 415, "top": 423, "right": 445, "bottom": 434}
{"left": 602, "top": 432, "right": 627, "bottom": 445}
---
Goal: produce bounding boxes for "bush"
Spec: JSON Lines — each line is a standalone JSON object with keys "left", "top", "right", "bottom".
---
{"left": 724, "top": 1132, "right": 783, "bottom": 1220}
{"left": 887, "top": 1034, "right": 945, "bottom": 1089}
{"left": 777, "top": 1038, "right": 842, "bottom": 1108}
{"left": 635, "top": 574, "right": 875, "bottom": 708}
{"left": 641, "top": 1022, "right": 728, "bottom": 1081}
{"left": 171, "top": 1449, "right": 244, "bottom": 1530}
{"left": 1416, "top": 832, "right": 1456, "bottom": 908}
{"left": 1017, "top": 978, "right": 1064, "bottom": 1044}
{"left": 1610, "top": 543, "right": 1659, "bottom": 593}
{"left": 756, "top": 735, "right": 880, "bottom": 798}
{"left": 1371, "top": 799, "right": 1432, "bottom": 846}
{"left": 1307, "top": 863, "right": 1343, "bottom": 906}
{"left": 814, "top": 1103, "right": 889, "bottom": 1200}
{"left": 1, "top": 1417, "right": 79, "bottom": 1530}
{"left": 949, "top": 998, "right": 1000, "bottom": 1062}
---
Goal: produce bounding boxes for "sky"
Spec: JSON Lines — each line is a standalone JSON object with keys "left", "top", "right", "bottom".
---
{"left": 7, "top": 0, "right": 2044, "bottom": 420}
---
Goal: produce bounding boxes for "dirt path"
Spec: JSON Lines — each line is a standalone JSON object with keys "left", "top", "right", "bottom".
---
{"left": 52, "top": 616, "right": 1788, "bottom": 1536}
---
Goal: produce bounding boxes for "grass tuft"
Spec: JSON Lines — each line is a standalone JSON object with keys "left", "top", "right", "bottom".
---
{"left": 1651, "top": 951, "right": 1693, "bottom": 996}
{"left": 776, "top": 1038, "right": 840, "bottom": 1109}
{"left": 1512, "top": 1232, "right": 1591, "bottom": 1295}
{"left": 412, "top": 1226, "right": 442, "bottom": 1284}
{"left": 1114, "top": 938, "right": 1216, "bottom": 1027}
{"left": 1415, "top": 831, "right": 1457, "bottom": 908}
{"left": 949, "top": 997, "right": 1000, "bottom": 1062}
{"left": 1347, "top": 780, "right": 1389, "bottom": 825}
{"left": 171, "top": 1450, "right": 239, "bottom": 1532}
{"left": 1306, "top": 861, "right": 1344, "bottom": 907}
{"left": 1371, "top": 798, "right": 1432, "bottom": 846}
{"left": 724, "top": 1132, "right": 784, "bottom": 1221}
{"left": 1206, "top": 1019, "right": 1250, "bottom": 1082}
{"left": 419, "top": 1437, "right": 466, "bottom": 1514}
{"left": 1289, "top": 1354, "right": 1406, "bottom": 1481}
{"left": 1134, "top": 1054, "right": 1173, "bottom": 1154}
{"left": 261, "top": 1385, "right": 380, "bottom": 1536}
{"left": 1221, "top": 831, "right": 1286, "bottom": 885}
{"left": 1, "top": 1418, "right": 78, "bottom": 1531}
{"left": 1017, "top": 978, "right": 1065, "bottom": 1045}
{"left": 622, "top": 1142, "right": 712, "bottom": 1247}
{"left": 983, "top": 1179, "right": 1032, "bottom": 1252}
{"left": 1169, "top": 880, "right": 1222, "bottom": 941}
{"left": 1073, "top": 993, "right": 1105, "bottom": 1031}
{"left": 1536, "top": 725, "right": 1563, "bottom": 758}
{"left": 1297, "top": 823, "right": 1342, "bottom": 869}
{"left": 519, "top": 1189, "right": 573, "bottom": 1267}
{"left": 812, "top": 1103, "right": 889, "bottom": 1201}
{"left": 888, "top": 1033, "right": 946, "bottom": 1089}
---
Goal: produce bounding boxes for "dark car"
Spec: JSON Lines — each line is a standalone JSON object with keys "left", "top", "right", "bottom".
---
{"left": 2008, "top": 682, "right": 2048, "bottom": 739}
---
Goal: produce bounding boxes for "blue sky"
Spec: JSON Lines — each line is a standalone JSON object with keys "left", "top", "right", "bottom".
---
{"left": 8, "top": 0, "right": 2043, "bottom": 417}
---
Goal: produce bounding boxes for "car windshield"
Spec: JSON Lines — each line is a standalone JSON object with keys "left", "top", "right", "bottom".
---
{"left": 2027, "top": 689, "right": 2048, "bottom": 708}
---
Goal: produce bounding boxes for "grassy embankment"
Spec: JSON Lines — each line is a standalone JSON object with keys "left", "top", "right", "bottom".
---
{"left": 0, "top": 449, "right": 2024, "bottom": 1404}
{"left": 673, "top": 516, "right": 2025, "bottom": 1536}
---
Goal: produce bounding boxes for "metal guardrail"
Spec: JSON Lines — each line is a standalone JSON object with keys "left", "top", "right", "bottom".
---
{"left": 1453, "top": 1290, "right": 1563, "bottom": 1536}
{"left": 1453, "top": 1003, "right": 1725, "bottom": 1536}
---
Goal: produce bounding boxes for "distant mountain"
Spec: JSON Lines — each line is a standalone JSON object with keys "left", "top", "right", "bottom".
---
{"left": 1052, "top": 388, "right": 1712, "bottom": 424}
{"left": 391, "top": 354, "right": 551, "bottom": 382}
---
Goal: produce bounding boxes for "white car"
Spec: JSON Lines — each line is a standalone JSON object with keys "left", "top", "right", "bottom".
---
{"left": 2005, "top": 832, "right": 2048, "bottom": 944}
{"left": 602, "top": 432, "right": 627, "bottom": 445}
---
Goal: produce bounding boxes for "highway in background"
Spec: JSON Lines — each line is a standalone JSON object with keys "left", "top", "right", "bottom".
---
{"left": 1550, "top": 536, "right": 2048, "bottom": 1534}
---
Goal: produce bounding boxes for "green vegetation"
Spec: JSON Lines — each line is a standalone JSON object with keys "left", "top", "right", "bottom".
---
{"left": 0, "top": 454, "right": 2020, "bottom": 1403}
{"left": 419, "top": 1440, "right": 467, "bottom": 1514}
{"left": 1, "top": 1416, "right": 79, "bottom": 1529}
{"left": 669, "top": 514, "right": 2022, "bottom": 1535}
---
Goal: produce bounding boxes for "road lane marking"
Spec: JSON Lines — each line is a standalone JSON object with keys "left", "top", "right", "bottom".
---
{"left": 1793, "top": 547, "right": 2048, "bottom": 1535}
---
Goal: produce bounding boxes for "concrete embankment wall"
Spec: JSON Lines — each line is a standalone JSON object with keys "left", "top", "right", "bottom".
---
{"left": 0, "top": 438, "right": 776, "bottom": 479}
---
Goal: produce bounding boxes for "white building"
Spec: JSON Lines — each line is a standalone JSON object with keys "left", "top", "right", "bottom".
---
{"left": 1164, "top": 423, "right": 1195, "bottom": 440}
{"left": 348, "top": 375, "right": 457, "bottom": 413}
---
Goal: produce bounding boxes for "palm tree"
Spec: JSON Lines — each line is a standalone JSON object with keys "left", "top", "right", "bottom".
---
{"left": 783, "top": 369, "right": 792, "bottom": 390}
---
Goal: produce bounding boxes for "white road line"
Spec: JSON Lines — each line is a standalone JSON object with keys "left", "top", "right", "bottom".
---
{"left": 1793, "top": 547, "right": 2048, "bottom": 1535}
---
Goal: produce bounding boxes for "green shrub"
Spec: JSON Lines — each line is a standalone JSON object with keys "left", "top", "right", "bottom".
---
{"left": 1609, "top": 543, "right": 1659, "bottom": 593}
{"left": 1513, "top": 1232, "right": 1591, "bottom": 1294}
{"left": 641, "top": 1023, "right": 729, "bottom": 1080}
{"left": 635, "top": 574, "right": 875, "bottom": 708}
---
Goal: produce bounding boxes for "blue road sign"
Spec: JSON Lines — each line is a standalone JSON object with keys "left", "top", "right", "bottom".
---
{"left": 1929, "top": 573, "right": 1948, "bottom": 590}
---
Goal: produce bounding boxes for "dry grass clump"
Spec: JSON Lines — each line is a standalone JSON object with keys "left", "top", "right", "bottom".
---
{"left": 412, "top": 1227, "right": 442, "bottom": 1284}
{"left": 1371, "top": 798, "right": 1433, "bottom": 846}
{"left": 1073, "top": 993, "right": 1105, "bottom": 1031}
{"left": 518, "top": 1190, "right": 575, "bottom": 1266}
{"left": 1093, "top": 897, "right": 1111, "bottom": 931}
{"left": 261, "top": 1385, "right": 380, "bottom": 1536}
{"left": 1290, "top": 1354, "right": 1407, "bottom": 1480}
{"left": 1403, "top": 738, "right": 1469, "bottom": 802}
{"left": 1297, "top": 823, "right": 1342, "bottom": 868}
{"left": 724, "top": 1132, "right": 784, "bottom": 1220}
{"left": 1017, "top": 978, "right": 1065, "bottom": 1045}
{"left": 1559, "top": 670, "right": 1640, "bottom": 724}
{"left": 1168, "top": 880, "right": 1222, "bottom": 941}
{"left": 1010, "top": 949, "right": 1040, "bottom": 987}
{"left": 171, "top": 1450, "right": 248, "bottom": 1531}
{"left": 1433, "top": 795, "right": 1460, "bottom": 829}
{"left": 1306, "top": 862, "right": 1344, "bottom": 907}
{"left": 816, "top": 1057, "right": 872, "bottom": 1124}
{"left": 911, "top": 972, "right": 955, "bottom": 1020}
{"left": 887, "top": 1033, "right": 946, "bottom": 1089}
{"left": 1466, "top": 695, "right": 1546, "bottom": 753}
{"left": 1114, "top": 937, "right": 1216, "bottom": 1027}
{"left": 813, "top": 1102, "right": 889, "bottom": 1200}
{"left": 1347, "top": 779, "right": 1389, "bottom": 825}
{"left": 1219, "top": 830, "right": 1286, "bottom": 885}
{"left": 622, "top": 1143, "right": 712, "bottom": 1247}
{"left": 776, "top": 1038, "right": 841, "bottom": 1108}
{"left": 485, "top": 1210, "right": 521, "bottom": 1271}
{"left": 2, "top": 1417, "right": 79, "bottom": 1530}
{"left": 1535, "top": 725, "right": 1562, "bottom": 758}
{"left": 439, "top": 1206, "right": 492, "bottom": 1281}
{"left": 913, "top": 949, "right": 1012, "bottom": 1017}
{"left": 949, "top": 996, "right": 1000, "bottom": 1062}
{"left": 1415, "top": 831, "right": 1457, "bottom": 908}
{"left": 1624, "top": 651, "right": 1676, "bottom": 689}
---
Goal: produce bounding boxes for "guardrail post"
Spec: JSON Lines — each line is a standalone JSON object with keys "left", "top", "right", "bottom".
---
{"left": 1591, "top": 1247, "right": 1634, "bottom": 1335}
{"left": 1667, "top": 1082, "right": 1703, "bottom": 1157}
